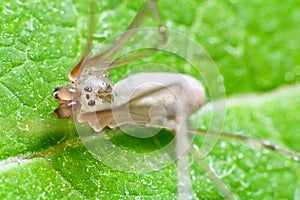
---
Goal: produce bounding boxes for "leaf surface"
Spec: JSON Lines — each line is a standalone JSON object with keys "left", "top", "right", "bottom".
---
{"left": 0, "top": 0, "right": 300, "bottom": 199}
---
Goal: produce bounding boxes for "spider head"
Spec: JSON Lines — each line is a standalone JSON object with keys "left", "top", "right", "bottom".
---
{"left": 74, "top": 67, "right": 114, "bottom": 113}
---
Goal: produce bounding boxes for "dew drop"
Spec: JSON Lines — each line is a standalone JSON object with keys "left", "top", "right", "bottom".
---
{"left": 102, "top": 23, "right": 108, "bottom": 29}
{"left": 220, "top": 141, "right": 227, "bottom": 148}
{"left": 292, "top": 155, "right": 300, "bottom": 161}
{"left": 237, "top": 153, "right": 243, "bottom": 159}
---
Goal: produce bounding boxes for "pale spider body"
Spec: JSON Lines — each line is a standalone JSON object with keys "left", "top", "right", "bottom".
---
{"left": 54, "top": 65, "right": 205, "bottom": 132}
{"left": 82, "top": 71, "right": 205, "bottom": 132}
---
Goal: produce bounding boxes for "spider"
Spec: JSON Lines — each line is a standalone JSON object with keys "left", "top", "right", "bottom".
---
{"left": 52, "top": 1, "right": 300, "bottom": 199}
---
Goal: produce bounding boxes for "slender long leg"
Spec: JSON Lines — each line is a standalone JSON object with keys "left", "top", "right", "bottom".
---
{"left": 89, "top": 0, "right": 167, "bottom": 62}
{"left": 189, "top": 147, "right": 237, "bottom": 200}
{"left": 173, "top": 90, "right": 193, "bottom": 200}
{"left": 189, "top": 128, "right": 300, "bottom": 162}
{"left": 108, "top": 49, "right": 156, "bottom": 69}
{"left": 68, "top": 0, "right": 95, "bottom": 82}
{"left": 82, "top": 0, "right": 167, "bottom": 72}
{"left": 106, "top": 0, "right": 167, "bottom": 69}
{"left": 69, "top": 0, "right": 166, "bottom": 81}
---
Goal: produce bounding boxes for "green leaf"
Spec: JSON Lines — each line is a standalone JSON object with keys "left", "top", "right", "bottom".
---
{"left": 1, "top": 0, "right": 300, "bottom": 199}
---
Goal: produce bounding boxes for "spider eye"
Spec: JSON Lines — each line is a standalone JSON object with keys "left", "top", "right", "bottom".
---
{"left": 88, "top": 99, "right": 95, "bottom": 106}
{"left": 84, "top": 86, "right": 93, "bottom": 92}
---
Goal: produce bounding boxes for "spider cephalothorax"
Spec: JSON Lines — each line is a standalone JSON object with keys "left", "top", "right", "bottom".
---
{"left": 74, "top": 67, "right": 114, "bottom": 113}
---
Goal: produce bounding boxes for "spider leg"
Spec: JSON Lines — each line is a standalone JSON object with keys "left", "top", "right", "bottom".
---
{"left": 189, "top": 147, "right": 237, "bottom": 200}
{"left": 189, "top": 128, "right": 300, "bottom": 162}
{"left": 82, "top": 0, "right": 167, "bottom": 71}
{"left": 171, "top": 91, "right": 193, "bottom": 199}
{"left": 68, "top": 0, "right": 95, "bottom": 82}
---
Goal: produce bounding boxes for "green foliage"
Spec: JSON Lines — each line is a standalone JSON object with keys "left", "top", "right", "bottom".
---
{"left": 0, "top": 0, "right": 299, "bottom": 199}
